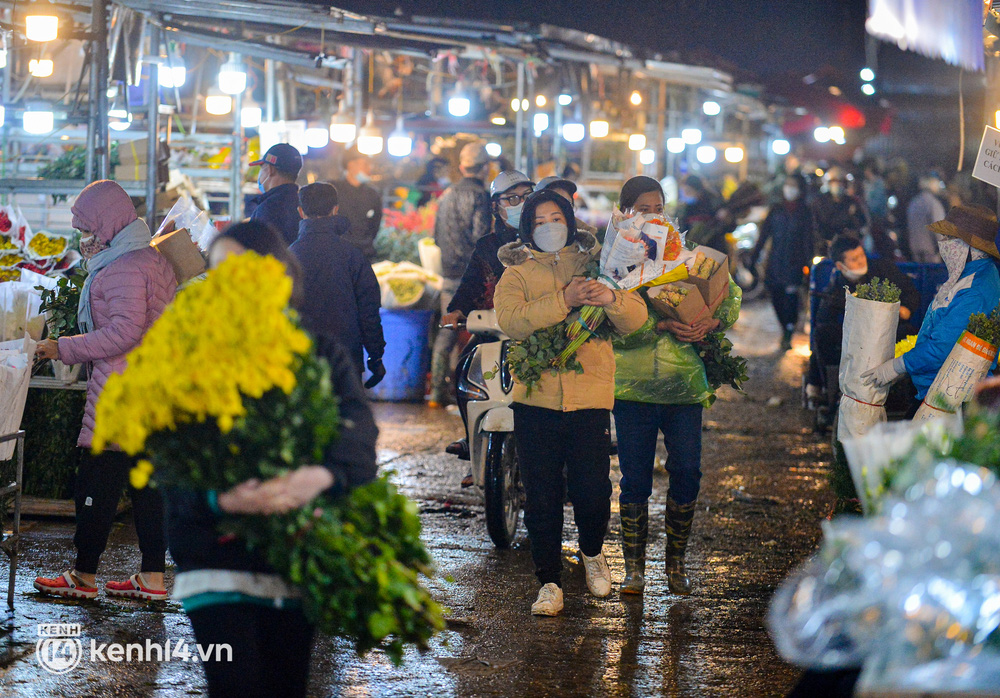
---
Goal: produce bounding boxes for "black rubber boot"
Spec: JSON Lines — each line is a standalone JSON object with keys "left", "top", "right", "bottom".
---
{"left": 619, "top": 502, "right": 648, "bottom": 594}
{"left": 664, "top": 497, "right": 696, "bottom": 595}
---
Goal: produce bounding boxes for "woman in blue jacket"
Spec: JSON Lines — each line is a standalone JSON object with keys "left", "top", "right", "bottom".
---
{"left": 863, "top": 205, "right": 1000, "bottom": 409}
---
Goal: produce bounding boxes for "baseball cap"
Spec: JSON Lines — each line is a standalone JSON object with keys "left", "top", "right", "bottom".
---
{"left": 459, "top": 142, "right": 490, "bottom": 170}
{"left": 535, "top": 176, "right": 577, "bottom": 197}
{"left": 490, "top": 170, "right": 534, "bottom": 197}
{"left": 249, "top": 143, "right": 303, "bottom": 176}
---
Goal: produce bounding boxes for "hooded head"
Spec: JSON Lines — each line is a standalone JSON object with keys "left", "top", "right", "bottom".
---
{"left": 519, "top": 189, "right": 577, "bottom": 252}
{"left": 71, "top": 180, "right": 138, "bottom": 243}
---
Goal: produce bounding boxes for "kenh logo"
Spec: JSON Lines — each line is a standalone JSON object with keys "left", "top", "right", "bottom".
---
{"left": 36, "top": 623, "right": 82, "bottom": 675}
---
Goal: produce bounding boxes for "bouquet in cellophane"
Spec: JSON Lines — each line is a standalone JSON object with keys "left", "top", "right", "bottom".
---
{"left": 92, "top": 252, "right": 443, "bottom": 665}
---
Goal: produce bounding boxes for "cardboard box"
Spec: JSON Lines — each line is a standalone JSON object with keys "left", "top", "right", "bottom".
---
{"left": 151, "top": 228, "right": 206, "bottom": 285}
{"left": 685, "top": 245, "right": 729, "bottom": 313}
{"left": 647, "top": 281, "right": 710, "bottom": 324}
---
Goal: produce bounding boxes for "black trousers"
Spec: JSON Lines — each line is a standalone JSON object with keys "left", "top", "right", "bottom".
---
{"left": 766, "top": 282, "right": 800, "bottom": 333}
{"left": 187, "top": 603, "right": 315, "bottom": 698}
{"left": 512, "top": 403, "right": 612, "bottom": 586}
{"left": 73, "top": 450, "right": 165, "bottom": 575}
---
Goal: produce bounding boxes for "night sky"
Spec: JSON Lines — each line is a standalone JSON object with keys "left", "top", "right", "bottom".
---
{"left": 332, "top": 0, "right": 871, "bottom": 78}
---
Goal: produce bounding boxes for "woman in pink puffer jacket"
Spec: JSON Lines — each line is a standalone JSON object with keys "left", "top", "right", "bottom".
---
{"left": 33, "top": 180, "right": 177, "bottom": 602}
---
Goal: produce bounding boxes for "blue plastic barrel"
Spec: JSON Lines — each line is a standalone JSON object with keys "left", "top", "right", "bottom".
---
{"left": 364, "top": 308, "right": 433, "bottom": 401}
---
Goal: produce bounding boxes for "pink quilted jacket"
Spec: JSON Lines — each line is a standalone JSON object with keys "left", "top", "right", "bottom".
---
{"left": 58, "top": 247, "right": 177, "bottom": 448}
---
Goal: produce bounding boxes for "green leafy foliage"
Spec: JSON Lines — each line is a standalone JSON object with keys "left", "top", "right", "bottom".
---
{"left": 144, "top": 352, "right": 443, "bottom": 664}
{"left": 36, "top": 269, "right": 87, "bottom": 338}
{"left": 696, "top": 331, "right": 748, "bottom": 393}
{"left": 966, "top": 305, "right": 1000, "bottom": 347}
{"left": 37, "top": 145, "right": 120, "bottom": 203}
{"left": 852, "top": 277, "right": 901, "bottom": 304}
{"left": 504, "top": 321, "right": 584, "bottom": 396}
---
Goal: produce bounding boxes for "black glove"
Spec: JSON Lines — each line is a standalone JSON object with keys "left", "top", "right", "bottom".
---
{"left": 364, "top": 358, "right": 386, "bottom": 389}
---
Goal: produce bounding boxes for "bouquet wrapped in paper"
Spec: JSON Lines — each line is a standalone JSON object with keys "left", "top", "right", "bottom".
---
{"left": 0, "top": 334, "right": 36, "bottom": 459}
{"left": 837, "top": 279, "right": 901, "bottom": 441}
{"left": 913, "top": 307, "right": 1000, "bottom": 422}
{"left": 92, "top": 253, "right": 444, "bottom": 664}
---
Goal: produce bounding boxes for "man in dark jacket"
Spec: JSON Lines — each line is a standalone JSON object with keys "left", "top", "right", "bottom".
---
{"left": 332, "top": 146, "right": 382, "bottom": 262}
{"left": 812, "top": 167, "right": 867, "bottom": 245}
{"left": 809, "top": 233, "right": 920, "bottom": 427}
{"left": 429, "top": 141, "right": 492, "bottom": 406}
{"left": 248, "top": 143, "right": 303, "bottom": 246}
{"left": 289, "top": 182, "right": 386, "bottom": 388}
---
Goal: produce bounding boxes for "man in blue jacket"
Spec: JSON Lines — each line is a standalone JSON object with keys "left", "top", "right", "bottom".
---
{"left": 290, "top": 182, "right": 386, "bottom": 388}
{"left": 864, "top": 205, "right": 1000, "bottom": 413}
{"left": 248, "top": 143, "right": 303, "bottom": 246}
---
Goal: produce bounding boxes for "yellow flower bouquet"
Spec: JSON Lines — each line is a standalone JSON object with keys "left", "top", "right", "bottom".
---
{"left": 93, "top": 252, "right": 443, "bottom": 664}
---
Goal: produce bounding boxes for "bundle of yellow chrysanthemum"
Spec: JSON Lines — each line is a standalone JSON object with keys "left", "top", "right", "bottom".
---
{"left": 93, "top": 252, "right": 311, "bottom": 454}
{"left": 90, "top": 252, "right": 442, "bottom": 665}
{"left": 894, "top": 334, "right": 918, "bottom": 359}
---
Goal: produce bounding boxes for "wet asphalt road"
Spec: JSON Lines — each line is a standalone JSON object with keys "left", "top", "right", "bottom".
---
{"left": 0, "top": 299, "right": 833, "bottom": 697}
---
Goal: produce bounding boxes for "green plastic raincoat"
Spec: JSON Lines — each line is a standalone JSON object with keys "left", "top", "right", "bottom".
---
{"left": 613, "top": 278, "right": 742, "bottom": 407}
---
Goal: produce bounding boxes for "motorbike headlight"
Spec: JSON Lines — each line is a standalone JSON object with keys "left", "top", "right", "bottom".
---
{"left": 500, "top": 341, "right": 513, "bottom": 393}
{"left": 458, "top": 348, "right": 489, "bottom": 401}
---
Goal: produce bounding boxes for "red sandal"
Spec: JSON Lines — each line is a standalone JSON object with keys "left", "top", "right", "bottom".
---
{"left": 33, "top": 570, "right": 99, "bottom": 600}
{"left": 105, "top": 573, "right": 168, "bottom": 601}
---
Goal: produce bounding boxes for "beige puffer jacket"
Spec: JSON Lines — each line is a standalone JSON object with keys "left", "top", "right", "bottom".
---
{"left": 493, "top": 230, "right": 648, "bottom": 411}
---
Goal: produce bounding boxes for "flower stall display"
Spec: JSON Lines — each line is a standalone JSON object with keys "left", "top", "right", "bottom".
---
{"left": 0, "top": 204, "right": 77, "bottom": 281}
{"left": 372, "top": 260, "right": 442, "bottom": 310}
{"left": 837, "top": 278, "right": 902, "bottom": 441}
{"left": 374, "top": 202, "right": 437, "bottom": 266}
{"left": 91, "top": 252, "right": 444, "bottom": 664}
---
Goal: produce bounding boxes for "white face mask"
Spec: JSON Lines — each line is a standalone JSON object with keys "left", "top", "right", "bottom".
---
{"left": 354, "top": 171, "right": 371, "bottom": 185}
{"left": 783, "top": 185, "right": 800, "bottom": 201}
{"left": 839, "top": 263, "right": 868, "bottom": 282}
{"left": 532, "top": 221, "right": 569, "bottom": 252}
{"left": 504, "top": 202, "right": 524, "bottom": 229}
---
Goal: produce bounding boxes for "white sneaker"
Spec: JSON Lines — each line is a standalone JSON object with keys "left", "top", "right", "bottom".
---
{"left": 531, "top": 583, "right": 564, "bottom": 616}
{"left": 582, "top": 550, "right": 612, "bottom": 598}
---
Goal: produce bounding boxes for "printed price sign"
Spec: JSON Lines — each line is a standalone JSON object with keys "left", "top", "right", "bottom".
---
{"left": 972, "top": 125, "right": 1000, "bottom": 188}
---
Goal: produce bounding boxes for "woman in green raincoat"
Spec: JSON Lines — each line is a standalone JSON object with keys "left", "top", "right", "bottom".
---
{"left": 612, "top": 176, "right": 742, "bottom": 596}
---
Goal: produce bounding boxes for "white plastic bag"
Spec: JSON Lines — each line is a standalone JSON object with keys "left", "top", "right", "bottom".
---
{"left": 837, "top": 291, "right": 899, "bottom": 441}
{"left": 156, "top": 194, "right": 217, "bottom": 251}
{"left": 913, "top": 331, "right": 998, "bottom": 422}
{"left": 0, "top": 334, "right": 36, "bottom": 459}
{"left": 0, "top": 281, "right": 45, "bottom": 342}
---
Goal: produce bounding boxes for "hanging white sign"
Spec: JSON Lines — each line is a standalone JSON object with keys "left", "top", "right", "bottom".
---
{"left": 971, "top": 125, "right": 1000, "bottom": 189}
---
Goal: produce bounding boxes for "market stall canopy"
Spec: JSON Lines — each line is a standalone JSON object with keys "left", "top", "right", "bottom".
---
{"left": 866, "top": 0, "right": 985, "bottom": 72}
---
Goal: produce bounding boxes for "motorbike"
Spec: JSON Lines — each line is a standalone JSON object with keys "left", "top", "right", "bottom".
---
{"left": 727, "top": 204, "right": 770, "bottom": 302}
{"left": 445, "top": 309, "right": 523, "bottom": 549}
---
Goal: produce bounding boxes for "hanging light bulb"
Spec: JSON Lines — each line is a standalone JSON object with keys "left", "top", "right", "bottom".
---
{"left": 356, "top": 109, "right": 383, "bottom": 155}
{"left": 491, "top": 115, "right": 507, "bottom": 126}
{"left": 25, "top": 14, "right": 58, "bottom": 42}
{"left": 589, "top": 119, "right": 609, "bottom": 138}
{"left": 306, "top": 126, "right": 330, "bottom": 149}
{"left": 510, "top": 98, "right": 520, "bottom": 112}
{"left": 205, "top": 92, "right": 233, "bottom": 115}
{"left": 813, "top": 126, "right": 831, "bottom": 143}
{"left": 724, "top": 146, "right": 744, "bottom": 163}
{"left": 696, "top": 145, "right": 717, "bottom": 164}
{"left": 23, "top": 101, "right": 54, "bottom": 134}
{"left": 520, "top": 98, "right": 529, "bottom": 112}
{"left": 0, "top": 34, "right": 8, "bottom": 70}
{"left": 562, "top": 123, "right": 585, "bottom": 143}
{"left": 241, "top": 104, "right": 262, "bottom": 129}
{"left": 771, "top": 139, "right": 791, "bottom": 155}
{"left": 535, "top": 95, "right": 547, "bottom": 108}
{"left": 628, "top": 134, "right": 646, "bottom": 151}
{"left": 387, "top": 117, "right": 412, "bottom": 157}
{"left": 218, "top": 55, "right": 247, "bottom": 95}
{"left": 159, "top": 62, "right": 187, "bottom": 89}
{"left": 702, "top": 101, "right": 721, "bottom": 116}
{"left": 629, "top": 90, "right": 642, "bottom": 106}
{"left": 667, "top": 137, "right": 686, "bottom": 153}
{"left": 448, "top": 94, "right": 471, "bottom": 117}
{"left": 639, "top": 149, "right": 655, "bottom": 165}
{"left": 108, "top": 111, "right": 131, "bottom": 131}
{"left": 557, "top": 92, "right": 572, "bottom": 106}
{"left": 533, "top": 112, "right": 549, "bottom": 134}
{"left": 329, "top": 100, "right": 357, "bottom": 143}
{"left": 484, "top": 142, "right": 502, "bottom": 158}
{"left": 29, "top": 58, "right": 54, "bottom": 78}
{"left": 0, "top": 104, "right": 5, "bottom": 129}
{"left": 681, "top": 128, "right": 702, "bottom": 144}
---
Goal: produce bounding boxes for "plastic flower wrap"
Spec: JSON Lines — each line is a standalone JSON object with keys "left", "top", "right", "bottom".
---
{"left": 93, "top": 253, "right": 443, "bottom": 664}
{"left": 769, "top": 461, "right": 1000, "bottom": 692}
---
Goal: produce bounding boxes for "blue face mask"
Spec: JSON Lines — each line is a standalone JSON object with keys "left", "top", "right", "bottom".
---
{"left": 257, "top": 170, "right": 267, "bottom": 194}
{"left": 505, "top": 202, "right": 524, "bottom": 229}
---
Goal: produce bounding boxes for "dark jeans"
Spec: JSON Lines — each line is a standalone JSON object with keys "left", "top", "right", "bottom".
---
{"left": 73, "top": 450, "right": 165, "bottom": 575}
{"left": 512, "top": 404, "right": 612, "bottom": 586}
{"left": 187, "top": 603, "right": 315, "bottom": 698}
{"left": 767, "top": 282, "right": 800, "bottom": 332}
{"left": 613, "top": 400, "right": 703, "bottom": 506}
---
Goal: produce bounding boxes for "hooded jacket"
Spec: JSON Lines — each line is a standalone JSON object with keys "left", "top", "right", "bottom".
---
{"left": 493, "top": 229, "right": 648, "bottom": 411}
{"left": 289, "top": 215, "right": 384, "bottom": 373}
{"left": 433, "top": 176, "right": 492, "bottom": 279}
